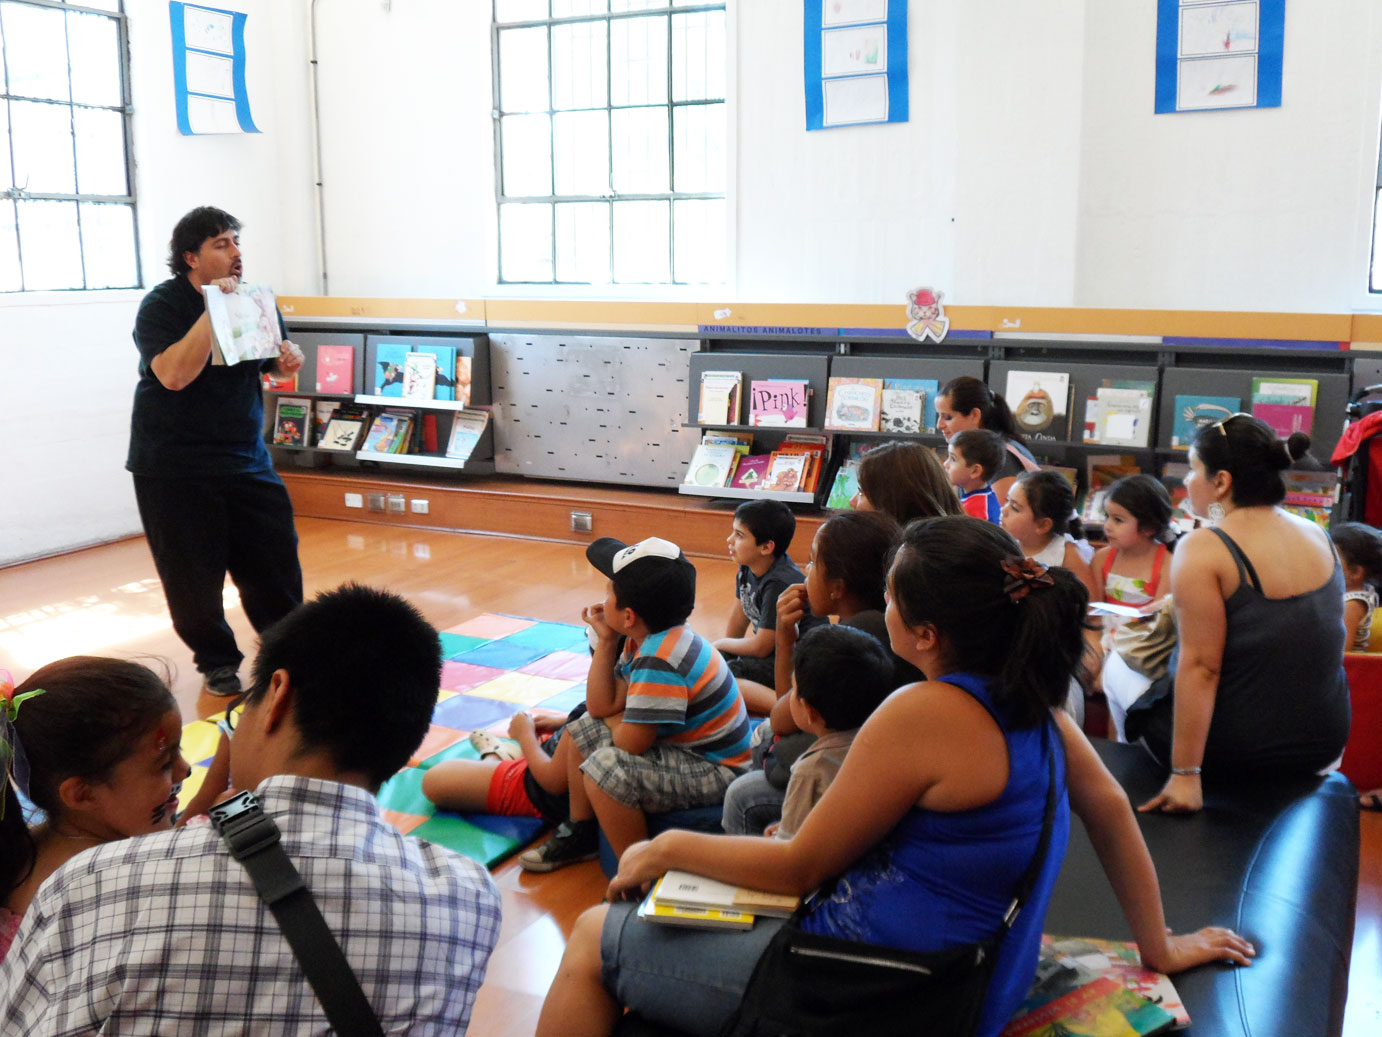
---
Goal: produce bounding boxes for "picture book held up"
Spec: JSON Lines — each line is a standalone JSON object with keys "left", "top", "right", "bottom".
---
{"left": 204, "top": 283, "right": 283, "bottom": 365}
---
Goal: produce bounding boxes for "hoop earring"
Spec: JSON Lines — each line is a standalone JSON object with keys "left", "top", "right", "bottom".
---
{"left": 1208, "top": 501, "right": 1226, "bottom": 523}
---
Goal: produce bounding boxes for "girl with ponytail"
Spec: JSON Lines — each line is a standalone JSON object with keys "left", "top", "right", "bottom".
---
{"left": 540, "top": 517, "right": 1252, "bottom": 1037}
{"left": 936, "top": 376, "right": 1039, "bottom": 503}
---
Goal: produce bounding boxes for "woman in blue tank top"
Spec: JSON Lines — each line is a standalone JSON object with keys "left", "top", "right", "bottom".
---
{"left": 540, "top": 518, "right": 1254, "bottom": 1037}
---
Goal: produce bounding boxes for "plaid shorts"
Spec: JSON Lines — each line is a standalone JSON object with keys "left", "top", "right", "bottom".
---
{"left": 567, "top": 711, "right": 740, "bottom": 813}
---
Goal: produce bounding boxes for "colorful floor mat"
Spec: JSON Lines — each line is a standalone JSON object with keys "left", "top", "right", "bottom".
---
{"left": 179, "top": 614, "right": 590, "bottom": 868}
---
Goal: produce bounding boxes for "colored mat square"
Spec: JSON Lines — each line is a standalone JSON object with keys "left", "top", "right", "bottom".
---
{"left": 447, "top": 614, "right": 536, "bottom": 640}
{"left": 181, "top": 720, "right": 222, "bottom": 769}
{"left": 410, "top": 813, "right": 531, "bottom": 868}
{"left": 465, "top": 672, "right": 575, "bottom": 707}
{"left": 503, "top": 621, "right": 590, "bottom": 653}
{"left": 381, "top": 810, "right": 430, "bottom": 835}
{"left": 459, "top": 811, "right": 546, "bottom": 846}
{"left": 416, "top": 739, "right": 481, "bottom": 770}
{"left": 451, "top": 640, "right": 553, "bottom": 671}
{"left": 440, "top": 660, "right": 507, "bottom": 693}
{"left": 376, "top": 767, "right": 436, "bottom": 818}
{"left": 518, "top": 650, "right": 591, "bottom": 682}
{"left": 439, "top": 632, "right": 488, "bottom": 659}
{"left": 179, "top": 764, "right": 211, "bottom": 812}
{"left": 536, "top": 684, "right": 588, "bottom": 714}
{"left": 432, "top": 693, "right": 523, "bottom": 731}
{"left": 408, "top": 724, "right": 466, "bottom": 768}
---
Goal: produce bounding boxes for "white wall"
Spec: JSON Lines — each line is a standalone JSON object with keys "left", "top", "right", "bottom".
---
{"left": 0, "top": 0, "right": 316, "bottom": 566}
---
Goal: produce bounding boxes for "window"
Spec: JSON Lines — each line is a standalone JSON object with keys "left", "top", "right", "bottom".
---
{"left": 0, "top": 0, "right": 138, "bottom": 292}
{"left": 493, "top": 0, "right": 727, "bottom": 286}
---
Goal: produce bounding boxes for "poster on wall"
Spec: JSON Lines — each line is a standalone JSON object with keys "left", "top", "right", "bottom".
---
{"left": 1155, "top": 0, "right": 1284, "bottom": 113}
{"left": 804, "top": 1, "right": 908, "bottom": 130}
{"left": 169, "top": 2, "right": 259, "bottom": 134}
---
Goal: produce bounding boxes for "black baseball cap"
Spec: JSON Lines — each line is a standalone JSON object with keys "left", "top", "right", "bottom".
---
{"left": 586, "top": 536, "right": 697, "bottom": 626}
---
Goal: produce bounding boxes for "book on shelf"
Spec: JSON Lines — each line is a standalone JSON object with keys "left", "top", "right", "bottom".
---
{"left": 701, "top": 429, "right": 755, "bottom": 456}
{"left": 763, "top": 452, "right": 810, "bottom": 493}
{"left": 1159, "top": 461, "right": 1196, "bottom": 533}
{"left": 639, "top": 886, "right": 754, "bottom": 931}
{"left": 318, "top": 404, "right": 371, "bottom": 452}
{"left": 730, "top": 454, "right": 773, "bottom": 490}
{"left": 1083, "top": 454, "right": 1142, "bottom": 524}
{"left": 422, "top": 412, "right": 439, "bottom": 453}
{"left": 401, "top": 351, "right": 438, "bottom": 400}
{"left": 1036, "top": 935, "right": 1189, "bottom": 1029}
{"left": 772, "top": 436, "right": 829, "bottom": 493}
{"left": 455, "top": 355, "right": 473, "bottom": 407}
{"left": 698, "top": 370, "right": 743, "bottom": 425}
{"left": 650, "top": 870, "right": 799, "bottom": 918}
{"left": 826, "top": 459, "right": 861, "bottom": 509}
{"left": 880, "top": 378, "right": 940, "bottom": 434}
{"left": 1250, "top": 376, "right": 1318, "bottom": 438}
{"left": 1169, "top": 395, "right": 1239, "bottom": 449}
{"left": 262, "top": 370, "right": 297, "bottom": 392}
{"left": 749, "top": 379, "right": 811, "bottom": 427}
{"left": 1006, "top": 370, "right": 1071, "bottom": 441}
{"left": 684, "top": 443, "right": 741, "bottom": 488}
{"left": 824, "top": 377, "right": 883, "bottom": 431}
{"left": 445, "top": 408, "right": 491, "bottom": 461}
{"left": 361, "top": 410, "right": 414, "bottom": 454}
{"left": 374, "top": 342, "right": 459, "bottom": 400}
{"left": 1084, "top": 384, "right": 1154, "bottom": 448}
{"left": 314, "top": 344, "right": 354, "bottom": 394}
{"left": 272, "top": 397, "right": 310, "bottom": 446}
{"left": 203, "top": 283, "right": 283, "bottom": 366}
{"left": 312, "top": 399, "right": 338, "bottom": 446}
{"left": 1282, "top": 468, "right": 1340, "bottom": 529}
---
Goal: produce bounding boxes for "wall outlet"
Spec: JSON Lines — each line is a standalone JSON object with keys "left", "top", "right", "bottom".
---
{"left": 410, "top": 499, "right": 429, "bottom": 514}
{"left": 344, "top": 493, "right": 363, "bottom": 509}
{"left": 571, "top": 511, "right": 593, "bottom": 532}
{"left": 387, "top": 494, "right": 406, "bottom": 513}
{"left": 367, "top": 493, "right": 386, "bottom": 512}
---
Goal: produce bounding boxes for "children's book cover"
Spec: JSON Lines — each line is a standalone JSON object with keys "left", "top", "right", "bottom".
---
{"left": 272, "top": 397, "right": 310, "bottom": 446}
{"left": 826, "top": 460, "right": 861, "bottom": 509}
{"left": 262, "top": 370, "right": 297, "bottom": 392}
{"left": 763, "top": 453, "right": 810, "bottom": 492}
{"left": 684, "top": 443, "right": 740, "bottom": 487}
{"left": 881, "top": 377, "right": 940, "bottom": 433}
{"left": 749, "top": 379, "right": 811, "bottom": 427}
{"left": 315, "top": 344, "right": 354, "bottom": 395}
{"left": 361, "top": 413, "right": 404, "bottom": 453}
{"left": 1170, "top": 395, "right": 1240, "bottom": 449}
{"left": 1041, "top": 936, "right": 1188, "bottom": 1029}
{"left": 824, "top": 377, "right": 882, "bottom": 431}
{"left": 445, "top": 408, "right": 491, "bottom": 461}
{"left": 204, "top": 283, "right": 283, "bottom": 366}
{"left": 1000, "top": 973, "right": 1176, "bottom": 1037}
{"left": 698, "top": 370, "right": 743, "bottom": 425}
{"left": 320, "top": 405, "right": 370, "bottom": 452}
{"left": 374, "top": 343, "right": 409, "bottom": 396}
{"left": 455, "top": 355, "right": 473, "bottom": 407}
{"left": 1005, "top": 370, "right": 1071, "bottom": 441}
{"left": 312, "top": 399, "right": 338, "bottom": 446}
{"left": 730, "top": 454, "right": 773, "bottom": 491}
{"left": 1091, "top": 387, "right": 1154, "bottom": 448}
{"left": 401, "top": 352, "right": 438, "bottom": 400}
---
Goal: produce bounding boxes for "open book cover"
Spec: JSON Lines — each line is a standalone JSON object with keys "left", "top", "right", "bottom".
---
{"left": 1000, "top": 961, "right": 1176, "bottom": 1037}
{"left": 204, "top": 283, "right": 283, "bottom": 366}
{"left": 652, "top": 869, "right": 799, "bottom": 917}
{"left": 1040, "top": 936, "right": 1189, "bottom": 1029}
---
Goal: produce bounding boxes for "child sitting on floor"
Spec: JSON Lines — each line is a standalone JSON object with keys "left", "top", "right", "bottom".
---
{"left": 1001, "top": 469, "right": 1098, "bottom": 600}
{"left": 1330, "top": 522, "right": 1382, "bottom": 652}
{"left": 519, "top": 536, "right": 752, "bottom": 872}
{"left": 714, "top": 500, "right": 814, "bottom": 711}
{"left": 944, "top": 428, "right": 1005, "bottom": 523}
{"left": 766, "top": 624, "right": 895, "bottom": 840}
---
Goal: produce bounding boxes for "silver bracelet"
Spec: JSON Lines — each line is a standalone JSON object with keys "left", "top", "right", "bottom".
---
{"left": 1170, "top": 766, "right": 1202, "bottom": 776}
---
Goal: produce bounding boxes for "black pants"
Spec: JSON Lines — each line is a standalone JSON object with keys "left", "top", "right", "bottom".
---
{"left": 133, "top": 469, "right": 303, "bottom": 676}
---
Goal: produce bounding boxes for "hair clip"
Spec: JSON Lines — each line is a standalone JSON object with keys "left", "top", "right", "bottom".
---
{"left": 1000, "top": 557, "right": 1055, "bottom": 604}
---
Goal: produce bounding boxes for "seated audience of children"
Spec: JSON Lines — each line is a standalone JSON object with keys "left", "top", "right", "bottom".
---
{"left": 945, "top": 428, "right": 1006, "bottom": 522}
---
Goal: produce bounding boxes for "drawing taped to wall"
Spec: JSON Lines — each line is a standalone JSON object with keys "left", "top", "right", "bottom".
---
{"left": 805, "top": 1, "right": 908, "bottom": 130}
{"left": 1155, "top": 0, "right": 1283, "bottom": 114}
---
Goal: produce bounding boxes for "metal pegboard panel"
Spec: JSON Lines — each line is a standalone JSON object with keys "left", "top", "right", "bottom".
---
{"left": 488, "top": 333, "right": 701, "bottom": 486}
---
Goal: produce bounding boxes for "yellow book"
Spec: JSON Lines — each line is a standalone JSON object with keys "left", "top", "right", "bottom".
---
{"left": 641, "top": 882, "right": 755, "bottom": 930}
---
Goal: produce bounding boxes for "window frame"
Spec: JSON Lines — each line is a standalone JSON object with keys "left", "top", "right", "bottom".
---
{"left": 0, "top": 0, "right": 140, "bottom": 293}
{"left": 491, "top": 0, "right": 728, "bottom": 287}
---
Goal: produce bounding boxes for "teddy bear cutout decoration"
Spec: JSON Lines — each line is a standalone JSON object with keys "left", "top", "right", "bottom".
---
{"left": 906, "top": 287, "right": 950, "bottom": 344}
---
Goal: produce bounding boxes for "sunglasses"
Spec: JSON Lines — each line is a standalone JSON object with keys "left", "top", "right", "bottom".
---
{"left": 1210, "top": 412, "right": 1252, "bottom": 436}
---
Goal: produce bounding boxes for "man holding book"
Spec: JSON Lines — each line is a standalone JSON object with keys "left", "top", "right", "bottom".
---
{"left": 127, "top": 206, "right": 306, "bottom": 703}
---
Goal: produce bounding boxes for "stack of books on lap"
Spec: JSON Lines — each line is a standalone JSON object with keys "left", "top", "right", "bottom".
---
{"left": 640, "top": 870, "right": 799, "bottom": 931}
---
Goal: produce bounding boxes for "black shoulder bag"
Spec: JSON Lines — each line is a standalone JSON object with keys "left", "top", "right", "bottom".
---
{"left": 210, "top": 791, "right": 385, "bottom": 1037}
{"left": 719, "top": 749, "right": 1061, "bottom": 1037}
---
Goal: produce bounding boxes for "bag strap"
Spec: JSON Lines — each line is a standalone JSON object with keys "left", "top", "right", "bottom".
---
{"left": 1004, "top": 439, "right": 1042, "bottom": 473}
{"left": 992, "top": 733, "right": 1062, "bottom": 939}
{"left": 210, "top": 791, "right": 385, "bottom": 1037}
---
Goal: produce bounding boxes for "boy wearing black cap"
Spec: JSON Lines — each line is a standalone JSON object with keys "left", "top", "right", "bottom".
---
{"left": 519, "top": 536, "right": 752, "bottom": 872}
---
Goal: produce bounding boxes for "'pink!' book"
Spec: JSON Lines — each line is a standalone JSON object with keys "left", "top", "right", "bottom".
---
{"left": 315, "top": 344, "right": 355, "bottom": 395}
{"left": 1251, "top": 402, "right": 1313, "bottom": 438}
{"left": 749, "top": 380, "right": 810, "bottom": 427}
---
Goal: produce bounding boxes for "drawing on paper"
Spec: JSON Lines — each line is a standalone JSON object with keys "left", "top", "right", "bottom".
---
{"left": 1179, "top": 1, "right": 1258, "bottom": 58}
{"left": 1178, "top": 53, "right": 1257, "bottom": 110}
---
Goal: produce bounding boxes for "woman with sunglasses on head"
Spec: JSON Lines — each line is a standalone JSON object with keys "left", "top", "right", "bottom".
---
{"left": 1134, "top": 414, "right": 1348, "bottom": 814}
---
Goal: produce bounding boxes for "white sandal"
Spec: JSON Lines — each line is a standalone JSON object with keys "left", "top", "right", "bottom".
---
{"left": 468, "top": 730, "right": 521, "bottom": 761}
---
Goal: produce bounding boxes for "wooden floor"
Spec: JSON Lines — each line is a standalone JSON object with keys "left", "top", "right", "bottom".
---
{"left": 1, "top": 518, "right": 1379, "bottom": 1036}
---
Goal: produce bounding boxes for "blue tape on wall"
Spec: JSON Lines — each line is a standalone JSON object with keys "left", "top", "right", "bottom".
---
{"left": 170, "top": 1, "right": 259, "bottom": 135}
{"left": 804, "top": 0, "right": 908, "bottom": 131}
{"left": 1155, "top": 0, "right": 1284, "bottom": 114}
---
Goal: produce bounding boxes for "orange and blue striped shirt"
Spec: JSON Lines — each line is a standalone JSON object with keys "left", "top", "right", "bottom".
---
{"left": 619, "top": 626, "right": 751, "bottom": 769}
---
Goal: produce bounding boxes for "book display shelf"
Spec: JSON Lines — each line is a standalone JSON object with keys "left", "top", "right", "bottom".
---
{"left": 265, "top": 331, "right": 494, "bottom": 475}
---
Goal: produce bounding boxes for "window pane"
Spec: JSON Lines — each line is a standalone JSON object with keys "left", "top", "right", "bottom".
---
{"left": 1374, "top": 188, "right": 1382, "bottom": 293}
{"left": 553, "top": 109, "right": 609, "bottom": 194}
{"left": 0, "top": 201, "right": 20, "bottom": 292}
{"left": 74, "top": 106, "right": 127, "bottom": 195}
{"left": 673, "top": 102, "right": 723, "bottom": 192}
{"left": 67, "top": 11, "right": 122, "bottom": 107}
{"left": 673, "top": 198, "right": 724, "bottom": 283}
{"left": 76, "top": 0, "right": 122, "bottom": 10}
{"left": 672, "top": 10, "right": 725, "bottom": 101}
{"left": 610, "top": 106, "right": 668, "bottom": 192}
{"left": 610, "top": 15, "right": 667, "bottom": 106}
{"left": 16, "top": 198, "right": 82, "bottom": 290}
{"left": 500, "top": 202, "right": 553, "bottom": 281}
{"left": 552, "top": 19, "right": 607, "bottom": 109}
{"left": 10, "top": 100, "right": 75, "bottom": 194}
{"left": 556, "top": 202, "right": 610, "bottom": 282}
{"left": 79, "top": 201, "right": 137, "bottom": 288}
{"left": 611, "top": 0, "right": 663, "bottom": 10}
{"left": 500, "top": 113, "right": 553, "bottom": 196}
{"left": 1, "top": 2, "right": 70, "bottom": 101}
{"left": 553, "top": 0, "right": 607, "bottom": 15}
{"left": 612, "top": 199, "right": 668, "bottom": 282}
{"left": 495, "top": 0, "right": 548, "bottom": 22}
{"left": 498, "top": 27, "right": 550, "bottom": 113}
{"left": 0, "top": 103, "right": 10, "bottom": 191}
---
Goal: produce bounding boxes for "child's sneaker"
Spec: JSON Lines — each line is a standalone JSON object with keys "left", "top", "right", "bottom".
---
{"left": 518, "top": 819, "right": 599, "bottom": 872}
